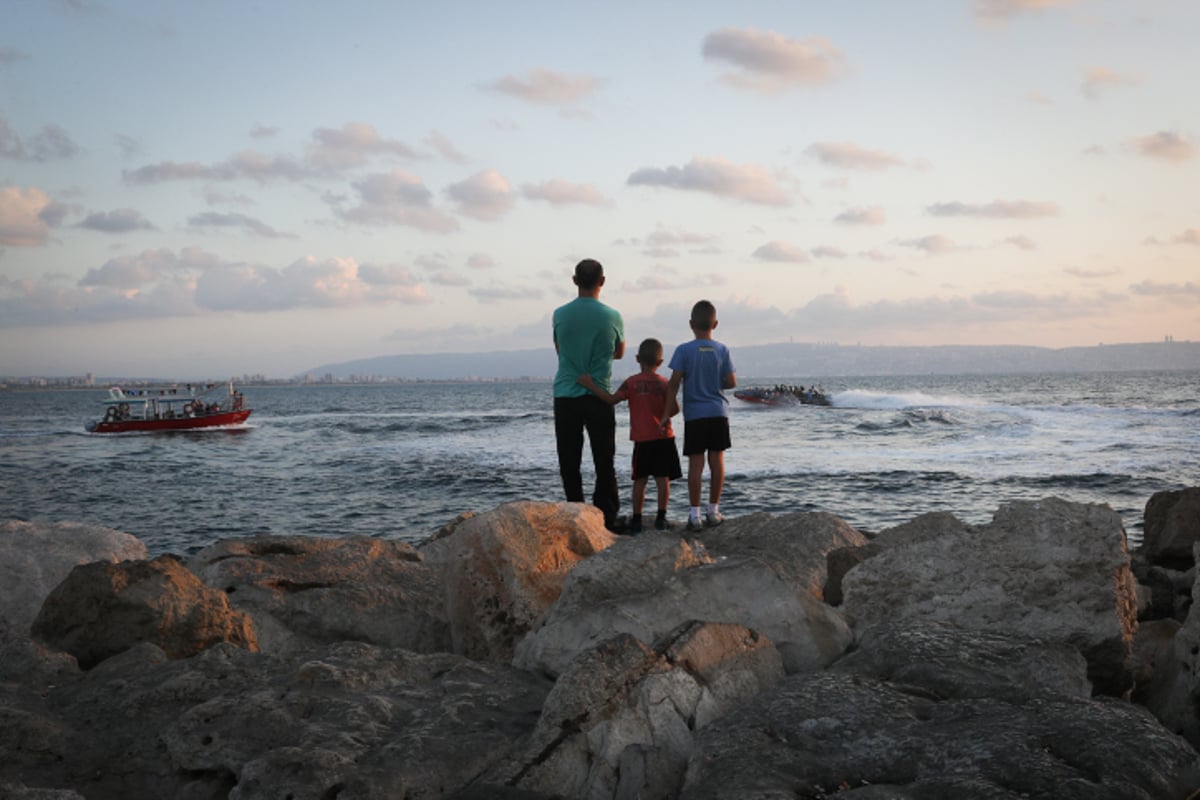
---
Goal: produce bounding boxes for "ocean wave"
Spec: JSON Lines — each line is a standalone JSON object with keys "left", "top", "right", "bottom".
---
{"left": 833, "top": 389, "right": 982, "bottom": 411}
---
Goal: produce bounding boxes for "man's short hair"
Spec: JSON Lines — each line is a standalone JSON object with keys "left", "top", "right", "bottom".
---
{"left": 690, "top": 300, "right": 717, "bottom": 331}
{"left": 574, "top": 259, "right": 604, "bottom": 289}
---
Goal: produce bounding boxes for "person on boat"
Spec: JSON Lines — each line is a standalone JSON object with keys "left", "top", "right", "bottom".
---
{"left": 552, "top": 258, "right": 625, "bottom": 533}
{"left": 662, "top": 300, "right": 736, "bottom": 532}
{"left": 578, "top": 338, "right": 682, "bottom": 534}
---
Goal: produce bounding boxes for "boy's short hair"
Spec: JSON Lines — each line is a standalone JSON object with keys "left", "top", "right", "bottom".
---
{"left": 574, "top": 259, "right": 604, "bottom": 289}
{"left": 636, "top": 338, "right": 663, "bottom": 365}
{"left": 690, "top": 300, "right": 717, "bottom": 331}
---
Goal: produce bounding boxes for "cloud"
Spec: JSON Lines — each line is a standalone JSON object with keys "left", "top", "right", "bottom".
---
{"left": 0, "top": 118, "right": 80, "bottom": 162}
{"left": 122, "top": 151, "right": 312, "bottom": 184}
{"left": 114, "top": 134, "right": 141, "bottom": 159}
{"left": 926, "top": 200, "right": 1060, "bottom": 219}
{"left": 486, "top": 68, "right": 599, "bottom": 106}
{"left": 447, "top": 169, "right": 515, "bottom": 221}
{"left": 636, "top": 225, "right": 720, "bottom": 257}
{"left": 187, "top": 211, "right": 296, "bottom": 239}
{"left": 305, "top": 122, "right": 420, "bottom": 170}
{"left": 899, "top": 234, "right": 958, "bottom": 255}
{"left": 78, "top": 208, "right": 156, "bottom": 233}
{"left": 249, "top": 124, "right": 278, "bottom": 139}
{"left": 974, "top": 0, "right": 1078, "bottom": 21}
{"left": 333, "top": 170, "right": 459, "bottom": 233}
{"left": 628, "top": 156, "right": 791, "bottom": 206}
{"left": 1129, "top": 280, "right": 1200, "bottom": 298}
{"left": 752, "top": 241, "right": 810, "bottom": 263}
{"left": 1065, "top": 266, "right": 1118, "bottom": 278}
{"left": 194, "top": 256, "right": 432, "bottom": 311}
{"left": 467, "top": 253, "right": 495, "bottom": 269}
{"left": 1127, "top": 132, "right": 1194, "bottom": 163}
{"left": 1082, "top": 66, "right": 1138, "bottom": 99}
{"left": 806, "top": 141, "right": 908, "bottom": 171}
{"left": 78, "top": 247, "right": 216, "bottom": 290}
{"left": 425, "top": 131, "right": 471, "bottom": 164}
{"left": 702, "top": 27, "right": 849, "bottom": 91}
{"left": 429, "top": 270, "right": 470, "bottom": 287}
{"left": 812, "top": 245, "right": 847, "bottom": 259}
{"left": 0, "top": 47, "right": 28, "bottom": 65}
{"left": 1004, "top": 235, "right": 1037, "bottom": 250}
{"left": 1144, "top": 228, "right": 1200, "bottom": 246}
{"left": 834, "top": 206, "right": 886, "bottom": 225}
{"left": 1026, "top": 91, "right": 1053, "bottom": 105}
{"left": 0, "top": 186, "right": 62, "bottom": 246}
{"left": 522, "top": 178, "right": 610, "bottom": 207}
{"left": 468, "top": 284, "right": 544, "bottom": 302}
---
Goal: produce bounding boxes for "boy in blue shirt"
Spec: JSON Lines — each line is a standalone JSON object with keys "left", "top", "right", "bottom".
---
{"left": 661, "top": 300, "right": 736, "bottom": 531}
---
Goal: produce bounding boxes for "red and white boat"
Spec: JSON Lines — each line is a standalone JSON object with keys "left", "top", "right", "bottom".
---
{"left": 85, "top": 382, "right": 252, "bottom": 433}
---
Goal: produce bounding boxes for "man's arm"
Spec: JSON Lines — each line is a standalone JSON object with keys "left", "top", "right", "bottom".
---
{"left": 723, "top": 371, "right": 737, "bottom": 390}
{"left": 613, "top": 339, "right": 625, "bottom": 360}
{"left": 577, "top": 374, "right": 621, "bottom": 405}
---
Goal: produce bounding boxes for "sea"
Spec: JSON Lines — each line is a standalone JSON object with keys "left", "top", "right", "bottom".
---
{"left": 2, "top": 371, "right": 1198, "bottom": 557}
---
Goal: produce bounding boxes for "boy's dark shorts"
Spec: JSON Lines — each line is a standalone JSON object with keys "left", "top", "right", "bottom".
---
{"left": 631, "top": 437, "right": 682, "bottom": 481}
{"left": 682, "top": 416, "right": 731, "bottom": 456}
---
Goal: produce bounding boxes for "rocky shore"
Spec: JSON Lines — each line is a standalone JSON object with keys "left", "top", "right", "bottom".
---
{"left": 2, "top": 490, "right": 1200, "bottom": 799}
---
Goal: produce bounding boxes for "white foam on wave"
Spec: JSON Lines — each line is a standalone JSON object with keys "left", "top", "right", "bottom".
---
{"left": 832, "top": 389, "right": 982, "bottom": 410}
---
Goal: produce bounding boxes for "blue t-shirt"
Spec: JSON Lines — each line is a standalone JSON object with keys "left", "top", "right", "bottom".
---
{"left": 668, "top": 338, "right": 735, "bottom": 420}
{"left": 552, "top": 297, "right": 624, "bottom": 398}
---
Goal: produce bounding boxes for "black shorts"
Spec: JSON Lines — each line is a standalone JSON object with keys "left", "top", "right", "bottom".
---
{"left": 631, "top": 438, "right": 683, "bottom": 481}
{"left": 682, "top": 416, "right": 731, "bottom": 456}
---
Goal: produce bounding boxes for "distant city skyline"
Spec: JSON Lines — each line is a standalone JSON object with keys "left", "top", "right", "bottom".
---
{"left": 1, "top": 1, "right": 1198, "bottom": 378}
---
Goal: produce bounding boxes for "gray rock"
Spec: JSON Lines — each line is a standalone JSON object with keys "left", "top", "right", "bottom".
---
{"left": 419, "top": 501, "right": 618, "bottom": 662}
{"left": 681, "top": 671, "right": 1200, "bottom": 799}
{"left": 19, "top": 641, "right": 552, "bottom": 800}
{"left": 0, "top": 520, "right": 147, "bottom": 634}
{"left": 1142, "top": 487, "right": 1200, "bottom": 569}
{"left": 514, "top": 529, "right": 852, "bottom": 677}
{"left": 1143, "top": 541, "right": 1200, "bottom": 749}
{"left": 31, "top": 555, "right": 257, "bottom": 669}
{"left": 188, "top": 534, "right": 449, "bottom": 656}
{"left": 496, "top": 622, "right": 784, "bottom": 799}
{"left": 842, "top": 498, "right": 1138, "bottom": 696}
{"left": 832, "top": 621, "right": 1093, "bottom": 701}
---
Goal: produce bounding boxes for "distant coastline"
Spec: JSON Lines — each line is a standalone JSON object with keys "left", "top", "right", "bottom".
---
{"left": 4, "top": 340, "right": 1197, "bottom": 387}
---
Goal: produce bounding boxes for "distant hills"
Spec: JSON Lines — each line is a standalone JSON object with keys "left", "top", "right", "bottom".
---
{"left": 304, "top": 340, "right": 1200, "bottom": 381}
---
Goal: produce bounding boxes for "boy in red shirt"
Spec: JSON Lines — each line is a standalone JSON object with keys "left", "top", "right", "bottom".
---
{"left": 579, "top": 338, "right": 682, "bottom": 533}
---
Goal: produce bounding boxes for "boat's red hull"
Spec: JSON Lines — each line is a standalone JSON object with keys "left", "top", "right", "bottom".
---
{"left": 87, "top": 409, "right": 252, "bottom": 433}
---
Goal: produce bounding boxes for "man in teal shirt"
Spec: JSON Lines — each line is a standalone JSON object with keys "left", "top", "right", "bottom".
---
{"left": 552, "top": 259, "right": 625, "bottom": 531}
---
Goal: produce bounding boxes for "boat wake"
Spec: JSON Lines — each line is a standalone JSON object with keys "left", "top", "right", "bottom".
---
{"left": 832, "top": 389, "right": 981, "bottom": 410}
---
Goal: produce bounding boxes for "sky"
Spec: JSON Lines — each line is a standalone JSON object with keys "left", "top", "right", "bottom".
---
{"left": 1, "top": 0, "right": 1198, "bottom": 379}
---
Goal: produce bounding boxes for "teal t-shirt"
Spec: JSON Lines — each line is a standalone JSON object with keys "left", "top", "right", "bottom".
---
{"left": 552, "top": 297, "right": 624, "bottom": 398}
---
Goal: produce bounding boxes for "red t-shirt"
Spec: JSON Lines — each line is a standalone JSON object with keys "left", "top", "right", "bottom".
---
{"left": 616, "top": 372, "right": 674, "bottom": 442}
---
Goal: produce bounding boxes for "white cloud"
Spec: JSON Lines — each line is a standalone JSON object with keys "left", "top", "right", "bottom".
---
{"left": 1004, "top": 235, "right": 1037, "bottom": 250}
{"left": 1082, "top": 66, "right": 1139, "bottom": 99}
{"left": 468, "top": 284, "right": 543, "bottom": 302}
{"left": 467, "top": 253, "right": 495, "bottom": 269}
{"left": 447, "top": 169, "right": 516, "bottom": 221}
{"left": 1127, "top": 131, "right": 1194, "bottom": 163}
{"left": 487, "top": 68, "right": 599, "bottom": 106}
{"left": 628, "top": 156, "right": 791, "bottom": 206}
{"left": 78, "top": 208, "right": 156, "bottom": 233}
{"left": 0, "top": 117, "right": 79, "bottom": 162}
{"left": 187, "top": 211, "right": 295, "bottom": 239}
{"left": 806, "top": 142, "right": 909, "bottom": 171}
{"left": 975, "top": 0, "right": 1078, "bottom": 22}
{"left": 425, "top": 131, "right": 471, "bottom": 164}
{"left": 334, "top": 170, "right": 459, "bottom": 233}
{"left": 899, "top": 235, "right": 958, "bottom": 255}
{"left": 927, "top": 200, "right": 1060, "bottom": 219}
{"left": 1129, "top": 280, "right": 1200, "bottom": 298}
{"left": 834, "top": 206, "right": 886, "bottom": 225}
{"left": 522, "top": 178, "right": 610, "bottom": 207}
{"left": 812, "top": 245, "right": 847, "bottom": 259}
{"left": 305, "top": 122, "right": 420, "bottom": 170}
{"left": 752, "top": 240, "right": 810, "bottom": 263}
{"left": 0, "top": 185, "right": 61, "bottom": 246}
{"left": 702, "top": 28, "right": 849, "bottom": 91}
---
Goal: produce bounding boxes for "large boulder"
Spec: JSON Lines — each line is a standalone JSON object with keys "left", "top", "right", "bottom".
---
{"left": 31, "top": 554, "right": 257, "bottom": 668}
{"left": 1142, "top": 487, "right": 1200, "bottom": 570}
{"left": 0, "top": 520, "right": 147, "bottom": 633}
{"left": 515, "top": 522, "right": 853, "bottom": 677}
{"left": 841, "top": 498, "right": 1138, "bottom": 696}
{"left": 1143, "top": 541, "right": 1200, "bottom": 749}
{"left": 12, "top": 640, "right": 552, "bottom": 800}
{"left": 491, "top": 622, "right": 784, "bottom": 799}
{"left": 680, "top": 670, "right": 1200, "bottom": 799}
{"left": 188, "top": 534, "right": 448, "bottom": 655}
{"left": 419, "top": 501, "right": 618, "bottom": 662}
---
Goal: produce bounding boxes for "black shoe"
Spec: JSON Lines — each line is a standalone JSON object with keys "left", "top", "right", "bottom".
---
{"left": 629, "top": 517, "right": 643, "bottom": 535}
{"left": 606, "top": 515, "right": 628, "bottom": 534}
{"left": 655, "top": 513, "right": 669, "bottom": 531}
